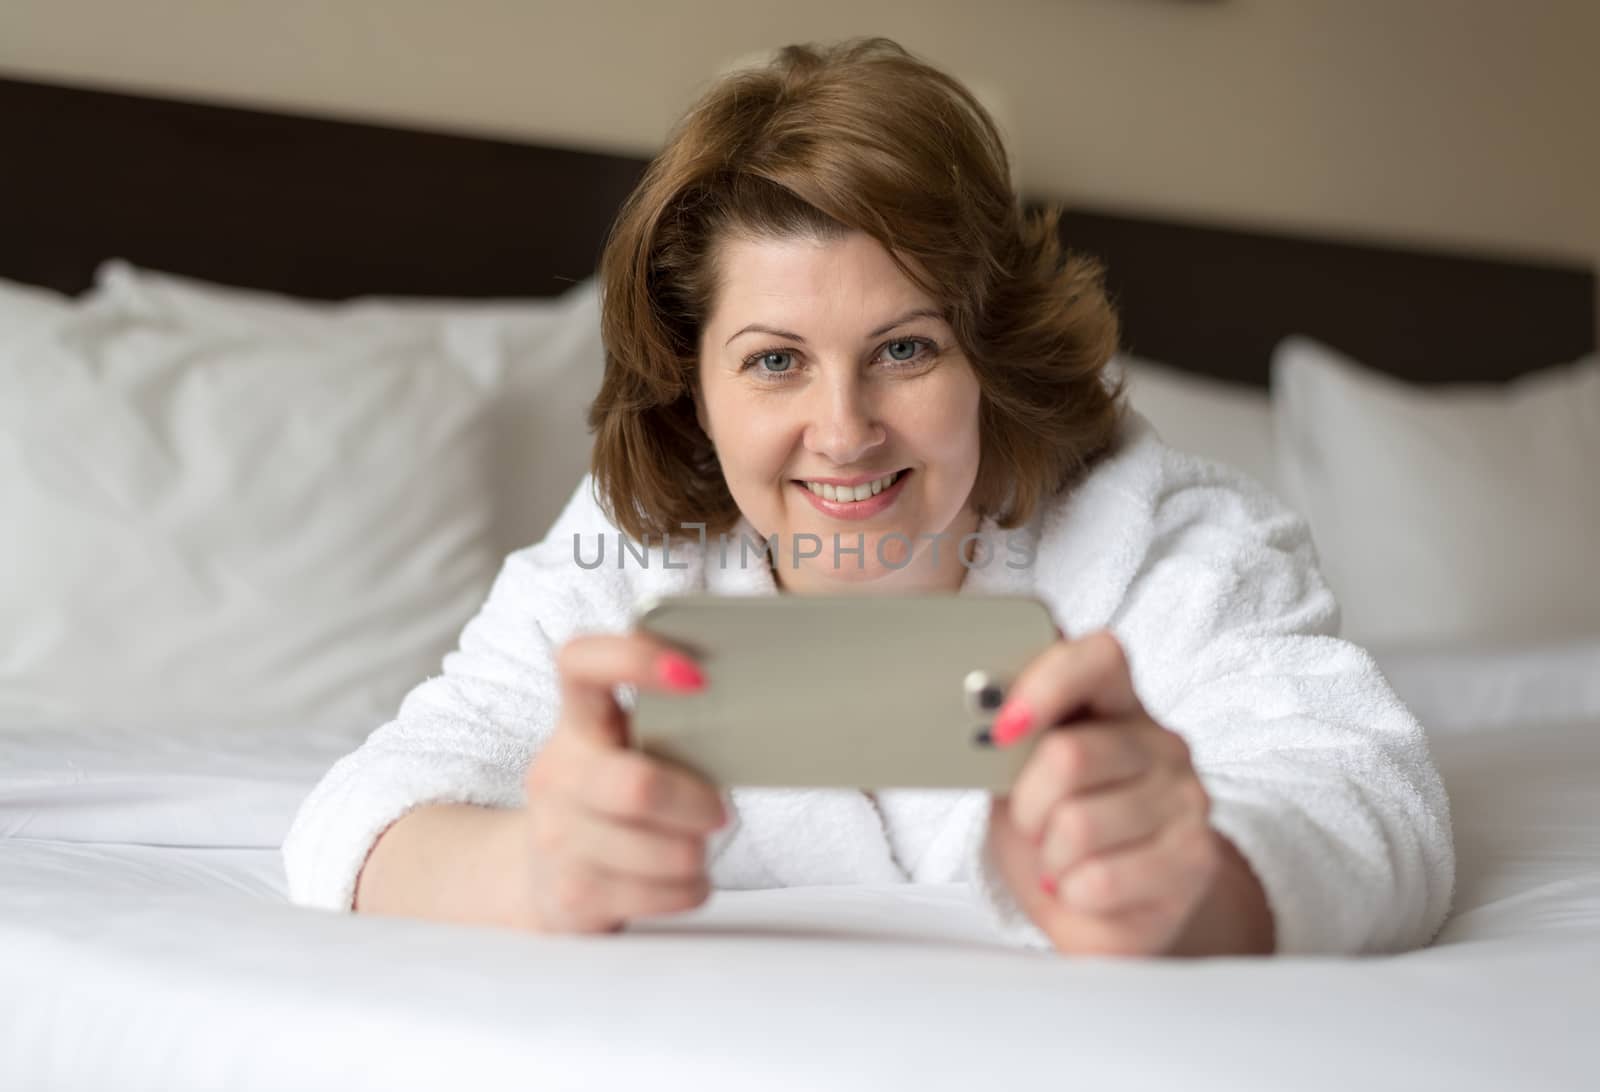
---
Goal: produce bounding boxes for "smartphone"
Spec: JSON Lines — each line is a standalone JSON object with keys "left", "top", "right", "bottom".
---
{"left": 630, "top": 593, "right": 1058, "bottom": 791}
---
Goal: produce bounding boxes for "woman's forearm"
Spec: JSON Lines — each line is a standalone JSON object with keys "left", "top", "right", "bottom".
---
{"left": 359, "top": 811, "right": 1273, "bottom": 951}
{"left": 1170, "top": 831, "right": 1276, "bottom": 956}
{"left": 354, "top": 803, "right": 532, "bottom": 928}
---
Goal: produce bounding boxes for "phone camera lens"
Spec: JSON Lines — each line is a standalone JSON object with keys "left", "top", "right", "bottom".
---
{"left": 973, "top": 726, "right": 994, "bottom": 748}
{"left": 964, "top": 670, "right": 1008, "bottom": 716}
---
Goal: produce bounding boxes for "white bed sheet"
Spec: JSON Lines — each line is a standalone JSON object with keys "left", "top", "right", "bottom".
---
{"left": 2, "top": 686, "right": 1597, "bottom": 1089}
{"left": 0, "top": 720, "right": 367, "bottom": 846}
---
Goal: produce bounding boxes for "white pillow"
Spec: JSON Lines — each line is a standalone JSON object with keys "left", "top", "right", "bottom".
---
{"left": 0, "top": 293, "right": 501, "bottom": 733}
{"left": 92, "top": 260, "right": 607, "bottom": 555}
{"left": 0, "top": 278, "right": 71, "bottom": 339}
{"left": 1112, "top": 354, "right": 1279, "bottom": 494}
{"left": 1272, "top": 336, "right": 1600, "bottom": 650}
{"left": 1374, "top": 636, "right": 1600, "bottom": 734}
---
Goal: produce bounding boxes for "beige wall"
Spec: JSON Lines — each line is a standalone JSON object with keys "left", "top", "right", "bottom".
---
{"left": 3, "top": 0, "right": 1597, "bottom": 293}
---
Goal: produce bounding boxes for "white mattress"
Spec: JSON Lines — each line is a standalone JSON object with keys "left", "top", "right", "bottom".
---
{"left": 0, "top": 719, "right": 362, "bottom": 846}
{"left": 3, "top": 662, "right": 1598, "bottom": 1090}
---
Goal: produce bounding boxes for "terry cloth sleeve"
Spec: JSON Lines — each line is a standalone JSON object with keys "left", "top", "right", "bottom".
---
{"left": 281, "top": 482, "right": 613, "bottom": 912}
{"left": 971, "top": 453, "right": 1454, "bottom": 955}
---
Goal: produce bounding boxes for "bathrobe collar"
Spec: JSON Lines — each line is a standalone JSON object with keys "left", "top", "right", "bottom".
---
{"left": 697, "top": 509, "right": 1042, "bottom": 601}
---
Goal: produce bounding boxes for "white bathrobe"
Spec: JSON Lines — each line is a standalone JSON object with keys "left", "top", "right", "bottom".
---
{"left": 283, "top": 410, "right": 1455, "bottom": 954}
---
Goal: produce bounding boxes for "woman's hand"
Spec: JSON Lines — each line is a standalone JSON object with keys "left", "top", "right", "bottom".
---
{"left": 986, "top": 630, "right": 1245, "bottom": 956}
{"left": 518, "top": 632, "right": 727, "bottom": 934}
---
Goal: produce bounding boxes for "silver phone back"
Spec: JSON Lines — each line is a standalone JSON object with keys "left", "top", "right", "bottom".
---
{"left": 631, "top": 594, "right": 1057, "bottom": 791}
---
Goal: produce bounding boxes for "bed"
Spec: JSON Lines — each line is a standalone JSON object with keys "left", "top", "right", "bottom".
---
{"left": 2, "top": 74, "right": 1598, "bottom": 1091}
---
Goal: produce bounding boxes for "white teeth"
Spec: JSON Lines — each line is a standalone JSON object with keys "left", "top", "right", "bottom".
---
{"left": 803, "top": 470, "right": 899, "bottom": 503}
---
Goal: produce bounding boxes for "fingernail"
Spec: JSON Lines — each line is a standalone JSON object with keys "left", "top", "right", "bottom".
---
{"left": 657, "top": 652, "right": 705, "bottom": 692}
{"left": 1040, "top": 874, "right": 1058, "bottom": 896}
{"left": 991, "top": 699, "right": 1033, "bottom": 747}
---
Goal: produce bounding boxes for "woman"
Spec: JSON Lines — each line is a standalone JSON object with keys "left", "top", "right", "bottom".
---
{"left": 284, "top": 39, "right": 1453, "bottom": 956}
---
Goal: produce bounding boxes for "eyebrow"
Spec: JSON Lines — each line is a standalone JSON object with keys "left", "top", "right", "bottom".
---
{"left": 724, "top": 308, "right": 946, "bottom": 348}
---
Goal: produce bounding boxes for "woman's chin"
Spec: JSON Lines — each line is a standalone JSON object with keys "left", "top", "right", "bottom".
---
{"left": 772, "top": 534, "right": 935, "bottom": 591}
{"left": 775, "top": 524, "right": 921, "bottom": 572}
{"left": 779, "top": 562, "right": 905, "bottom": 593}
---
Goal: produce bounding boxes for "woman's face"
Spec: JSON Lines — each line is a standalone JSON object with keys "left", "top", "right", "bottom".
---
{"left": 696, "top": 230, "right": 983, "bottom": 594}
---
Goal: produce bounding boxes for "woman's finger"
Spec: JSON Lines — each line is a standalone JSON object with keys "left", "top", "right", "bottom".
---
{"left": 530, "top": 804, "right": 708, "bottom": 882}
{"left": 1037, "top": 765, "right": 1196, "bottom": 877}
{"left": 539, "top": 862, "right": 712, "bottom": 931}
{"left": 579, "top": 746, "right": 727, "bottom": 834}
{"left": 1049, "top": 812, "right": 1220, "bottom": 915}
{"left": 556, "top": 632, "right": 705, "bottom": 744}
{"left": 1006, "top": 722, "right": 1155, "bottom": 840}
{"left": 1051, "top": 903, "right": 1188, "bottom": 959}
{"left": 992, "top": 630, "right": 1140, "bottom": 747}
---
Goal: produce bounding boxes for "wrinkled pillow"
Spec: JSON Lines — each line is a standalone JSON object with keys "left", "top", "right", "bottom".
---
{"left": 92, "top": 260, "right": 606, "bottom": 555}
{"left": 1113, "top": 354, "right": 1279, "bottom": 495}
{"left": 0, "top": 278, "right": 71, "bottom": 339}
{"left": 0, "top": 291, "right": 501, "bottom": 732}
{"left": 1272, "top": 336, "right": 1600, "bottom": 649}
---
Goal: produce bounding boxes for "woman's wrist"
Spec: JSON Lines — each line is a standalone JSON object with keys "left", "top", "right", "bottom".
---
{"left": 1168, "top": 830, "right": 1276, "bottom": 956}
{"left": 355, "top": 803, "right": 534, "bottom": 928}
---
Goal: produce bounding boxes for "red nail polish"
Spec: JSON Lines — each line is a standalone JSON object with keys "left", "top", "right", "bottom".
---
{"left": 992, "top": 700, "right": 1033, "bottom": 746}
{"left": 657, "top": 653, "right": 705, "bottom": 692}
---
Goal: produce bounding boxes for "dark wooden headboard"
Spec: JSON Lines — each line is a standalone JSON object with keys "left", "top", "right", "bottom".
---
{"left": 1055, "top": 208, "right": 1595, "bottom": 386}
{"left": 0, "top": 75, "right": 647, "bottom": 301}
{"left": 3, "top": 74, "right": 1593, "bottom": 387}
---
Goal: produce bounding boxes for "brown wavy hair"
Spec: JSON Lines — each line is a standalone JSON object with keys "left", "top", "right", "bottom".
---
{"left": 590, "top": 37, "right": 1124, "bottom": 540}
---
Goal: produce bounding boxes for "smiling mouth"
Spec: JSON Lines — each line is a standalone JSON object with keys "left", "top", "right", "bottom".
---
{"left": 794, "top": 469, "right": 907, "bottom": 504}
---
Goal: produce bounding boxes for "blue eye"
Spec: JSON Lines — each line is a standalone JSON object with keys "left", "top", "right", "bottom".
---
{"left": 879, "top": 337, "right": 935, "bottom": 366}
{"left": 755, "top": 351, "right": 794, "bottom": 373}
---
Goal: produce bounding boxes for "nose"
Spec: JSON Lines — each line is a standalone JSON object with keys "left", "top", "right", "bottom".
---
{"left": 803, "top": 369, "right": 886, "bottom": 467}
